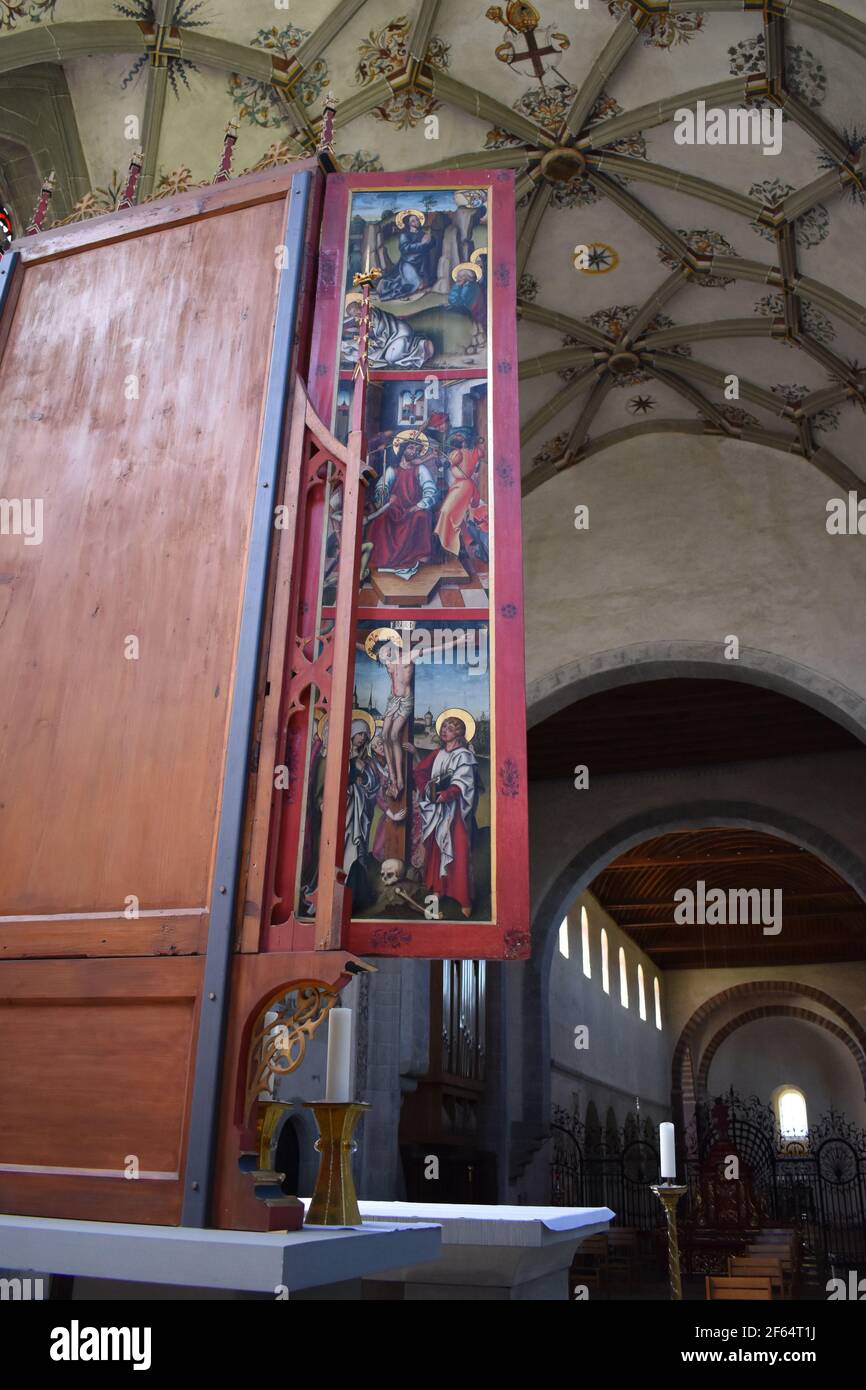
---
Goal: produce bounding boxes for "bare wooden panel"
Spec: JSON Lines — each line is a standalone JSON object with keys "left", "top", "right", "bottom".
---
{"left": 0, "top": 955, "right": 200, "bottom": 1222}
{"left": 0, "top": 913, "right": 206, "bottom": 959}
{"left": 0, "top": 199, "right": 284, "bottom": 919}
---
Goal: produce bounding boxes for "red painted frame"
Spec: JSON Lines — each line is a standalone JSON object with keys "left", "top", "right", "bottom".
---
{"left": 297, "top": 169, "right": 528, "bottom": 960}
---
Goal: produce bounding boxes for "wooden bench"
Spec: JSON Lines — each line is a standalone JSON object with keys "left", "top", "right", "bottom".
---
{"left": 706, "top": 1275, "right": 773, "bottom": 1301}
{"left": 729, "top": 1255, "right": 785, "bottom": 1296}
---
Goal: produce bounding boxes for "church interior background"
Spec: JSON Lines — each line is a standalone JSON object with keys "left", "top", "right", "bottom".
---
{"left": 1, "top": 0, "right": 866, "bottom": 1323}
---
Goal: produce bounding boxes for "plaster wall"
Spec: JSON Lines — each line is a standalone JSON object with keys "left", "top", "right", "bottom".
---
{"left": 706, "top": 1016, "right": 866, "bottom": 1126}
{"left": 549, "top": 893, "right": 671, "bottom": 1126}
{"left": 523, "top": 437, "right": 866, "bottom": 712}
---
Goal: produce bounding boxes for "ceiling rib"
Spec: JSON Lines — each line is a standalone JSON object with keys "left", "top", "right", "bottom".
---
{"left": 576, "top": 78, "right": 750, "bottom": 150}
{"left": 517, "top": 300, "right": 611, "bottom": 349}
{"left": 519, "top": 347, "right": 598, "bottom": 380}
{"left": 563, "top": 375, "right": 613, "bottom": 457}
{"left": 638, "top": 320, "right": 775, "bottom": 349}
{"left": 138, "top": 0, "right": 173, "bottom": 200}
{"left": 520, "top": 367, "right": 598, "bottom": 446}
{"left": 587, "top": 152, "right": 763, "bottom": 220}
{"left": 517, "top": 181, "right": 553, "bottom": 279}
{"left": 621, "top": 267, "right": 691, "bottom": 348}
{"left": 650, "top": 364, "right": 737, "bottom": 434}
{"left": 560, "top": 12, "right": 643, "bottom": 139}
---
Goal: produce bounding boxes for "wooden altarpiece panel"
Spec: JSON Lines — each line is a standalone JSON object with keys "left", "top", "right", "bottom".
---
{"left": 255, "top": 170, "right": 530, "bottom": 962}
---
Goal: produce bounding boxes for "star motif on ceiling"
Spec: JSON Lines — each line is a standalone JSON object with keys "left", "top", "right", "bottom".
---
{"left": 575, "top": 242, "right": 619, "bottom": 274}
{"left": 627, "top": 395, "right": 657, "bottom": 415}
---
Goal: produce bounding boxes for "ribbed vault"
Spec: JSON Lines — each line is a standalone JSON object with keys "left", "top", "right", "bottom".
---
{"left": 1, "top": 0, "right": 865, "bottom": 485}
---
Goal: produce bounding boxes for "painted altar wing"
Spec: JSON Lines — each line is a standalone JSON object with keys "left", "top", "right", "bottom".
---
{"left": 300, "top": 169, "right": 529, "bottom": 960}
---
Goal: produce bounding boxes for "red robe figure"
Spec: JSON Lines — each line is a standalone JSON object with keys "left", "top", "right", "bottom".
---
{"left": 367, "top": 432, "right": 438, "bottom": 580}
{"left": 414, "top": 716, "right": 479, "bottom": 917}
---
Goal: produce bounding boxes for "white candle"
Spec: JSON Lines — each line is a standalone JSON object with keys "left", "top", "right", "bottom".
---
{"left": 325, "top": 1007, "right": 352, "bottom": 1102}
{"left": 659, "top": 1121, "right": 676, "bottom": 1180}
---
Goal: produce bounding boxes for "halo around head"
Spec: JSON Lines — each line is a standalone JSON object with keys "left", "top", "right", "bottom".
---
{"left": 395, "top": 208, "right": 425, "bottom": 228}
{"left": 345, "top": 291, "right": 364, "bottom": 307}
{"left": 435, "top": 707, "right": 477, "bottom": 743}
{"left": 392, "top": 428, "right": 431, "bottom": 454}
{"left": 453, "top": 189, "right": 486, "bottom": 208}
{"left": 469, "top": 247, "right": 488, "bottom": 266}
{"left": 451, "top": 260, "right": 483, "bottom": 282}
{"left": 315, "top": 708, "right": 329, "bottom": 741}
{"left": 351, "top": 709, "right": 376, "bottom": 739}
{"left": 364, "top": 626, "right": 404, "bottom": 660}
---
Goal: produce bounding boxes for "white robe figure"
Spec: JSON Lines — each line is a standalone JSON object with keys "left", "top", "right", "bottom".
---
{"left": 342, "top": 305, "right": 434, "bottom": 370}
{"left": 417, "top": 743, "right": 478, "bottom": 913}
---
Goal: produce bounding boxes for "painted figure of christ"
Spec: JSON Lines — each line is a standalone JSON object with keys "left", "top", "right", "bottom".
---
{"left": 369, "top": 636, "right": 420, "bottom": 800}
{"left": 367, "top": 432, "right": 437, "bottom": 581}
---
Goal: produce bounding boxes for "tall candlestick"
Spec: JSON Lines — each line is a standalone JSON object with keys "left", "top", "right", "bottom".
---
{"left": 324, "top": 1007, "right": 352, "bottom": 1102}
{"left": 659, "top": 1121, "right": 676, "bottom": 1179}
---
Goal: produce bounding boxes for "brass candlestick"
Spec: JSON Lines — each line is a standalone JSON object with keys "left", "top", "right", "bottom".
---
{"left": 651, "top": 1182, "right": 687, "bottom": 1300}
{"left": 304, "top": 1101, "right": 370, "bottom": 1225}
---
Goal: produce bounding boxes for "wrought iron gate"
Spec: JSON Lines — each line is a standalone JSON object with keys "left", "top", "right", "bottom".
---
{"left": 550, "top": 1107, "right": 664, "bottom": 1232}
{"left": 683, "top": 1091, "right": 866, "bottom": 1274}
{"left": 550, "top": 1093, "right": 866, "bottom": 1275}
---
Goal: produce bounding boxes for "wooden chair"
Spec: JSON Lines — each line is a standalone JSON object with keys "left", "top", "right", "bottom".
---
{"left": 570, "top": 1233, "right": 609, "bottom": 1296}
{"left": 706, "top": 1275, "right": 773, "bottom": 1301}
{"left": 729, "top": 1255, "right": 784, "bottom": 1296}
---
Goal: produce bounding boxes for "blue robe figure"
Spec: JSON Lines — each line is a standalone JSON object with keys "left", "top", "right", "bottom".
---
{"left": 448, "top": 262, "right": 487, "bottom": 355}
{"left": 376, "top": 212, "right": 435, "bottom": 301}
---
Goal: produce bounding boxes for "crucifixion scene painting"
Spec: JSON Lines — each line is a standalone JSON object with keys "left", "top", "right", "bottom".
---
{"left": 327, "top": 377, "right": 489, "bottom": 608}
{"left": 299, "top": 620, "right": 491, "bottom": 924}
{"left": 340, "top": 188, "right": 488, "bottom": 371}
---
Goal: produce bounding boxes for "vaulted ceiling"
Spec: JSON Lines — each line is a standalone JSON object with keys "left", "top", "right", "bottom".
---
{"left": 1, "top": 0, "right": 865, "bottom": 491}
{"left": 591, "top": 827, "right": 866, "bottom": 968}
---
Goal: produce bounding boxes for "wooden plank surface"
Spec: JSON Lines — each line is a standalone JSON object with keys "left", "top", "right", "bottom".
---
{"left": 0, "top": 955, "right": 201, "bottom": 1223}
{"left": 0, "top": 199, "right": 285, "bottom": 924}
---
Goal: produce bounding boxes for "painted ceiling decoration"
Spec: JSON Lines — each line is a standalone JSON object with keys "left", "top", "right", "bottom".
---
{"left": 1, "top": 0, "right": 864, "bottom": 490}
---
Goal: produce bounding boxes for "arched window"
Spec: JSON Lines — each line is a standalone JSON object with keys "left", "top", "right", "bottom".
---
{"left": 637, "top": 963, "right": 646, "bottom": 1020}
{"left": 581, "top": 905, "right": 591, "bottom": 978}
{"left": 558, "top": 917, "right": 569, "bottom": 959}
{"left": 775, "top": 1086, "right": 808, "bottom": 1139}
{"left": 601, "top": 928, "right": 610, "bottom": 994}
{"left": 654, "top": 976, "right": 662, "bottom": 1031}
{"left": 619, "top": 947, "right": 628, "bottom": 1008}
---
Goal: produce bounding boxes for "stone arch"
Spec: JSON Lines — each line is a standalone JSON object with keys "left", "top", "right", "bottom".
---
{"left": 671, "top": 982, "right": 866, "bottom": 1130}
{"left": 516, "top": 801, "right": 866, "bottom": 1186}
{"left": 527, "top": 640, "right": 866, "bottom": 741}
{"left": 696, "top": 1005, "right": 866, "bottom": 1103}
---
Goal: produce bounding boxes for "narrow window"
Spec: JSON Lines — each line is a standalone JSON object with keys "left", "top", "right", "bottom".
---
{"left": 601, "top": 928, "right": 610, "bottom": 994}
{"left": 777, "top": 1086, "right": 808, "bottom": 1138}
{"left": 638, "top": 963, "right": 646, "bottom": 1020}
{"left": 619, "top": 947, "right": 628, "bottom": 1008}
{"left": 654, "top": 976, "right": 662, "bottom": 1031}
{"left": 558, "top": 917, "right": 569, "bottom": 959}
{"left": 581, "top": 906, "right": 591, "bottom": 978}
